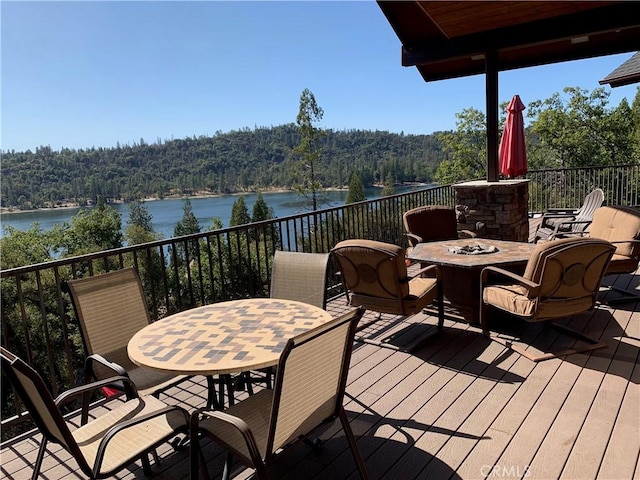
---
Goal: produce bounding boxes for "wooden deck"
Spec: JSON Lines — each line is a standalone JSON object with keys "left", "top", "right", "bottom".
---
{"left": 1, "top": 224, "right": 638, "bottom": 479}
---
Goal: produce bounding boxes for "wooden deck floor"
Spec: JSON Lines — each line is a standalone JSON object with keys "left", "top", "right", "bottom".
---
{"left": 2, "top": 227, "right": 639, "bottom": 479}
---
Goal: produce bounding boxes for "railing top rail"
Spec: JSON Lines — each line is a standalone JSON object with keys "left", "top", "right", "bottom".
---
{"left": 0, "top": 184, "right": 449, "bottom": 277}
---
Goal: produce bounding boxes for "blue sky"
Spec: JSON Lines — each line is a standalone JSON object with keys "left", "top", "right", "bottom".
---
{"left": 2, "top": 1, "right": 638, "bottom": 153}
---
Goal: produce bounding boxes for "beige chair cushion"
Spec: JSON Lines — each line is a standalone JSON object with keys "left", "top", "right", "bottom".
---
{"left": 335, "top": 240, "right": 409, "bottom": 300}
{"left": 332, "top": 239, "right": 441, "bottom": 316}
{"left": 589, "top": 206, "right": 640, "bottom": 258}
{"left": 485, "top": 237, "right": 615, "bottom": 321}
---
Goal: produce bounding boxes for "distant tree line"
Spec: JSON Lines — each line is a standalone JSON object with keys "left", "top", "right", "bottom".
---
{"left": 1, "top": 125, "right": 445, "bottom": 210}
{"left": 3, "top": 86, "right": 637, "bottom": 211}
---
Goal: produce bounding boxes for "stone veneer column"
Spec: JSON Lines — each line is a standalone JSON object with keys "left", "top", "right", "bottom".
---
{"left": 453, "top": 179, "right": 529, "bottom": 242}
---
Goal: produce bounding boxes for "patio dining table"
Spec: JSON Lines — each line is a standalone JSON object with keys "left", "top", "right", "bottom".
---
{"left": 127, "top": 298, "right": 332, "bottom": 406}
{"left": 407, "top": 238, "right": 535, "bottom": 324}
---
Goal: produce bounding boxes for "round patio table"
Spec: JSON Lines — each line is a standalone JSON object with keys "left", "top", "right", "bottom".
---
{"left": 128, "top": 298, "right": 332, "bottom": 376}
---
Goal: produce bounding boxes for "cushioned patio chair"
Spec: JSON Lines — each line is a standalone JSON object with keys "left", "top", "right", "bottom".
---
{"left": 67, "top": 268, "right": 216, "bottom": 414}
{"left": 189, "top": 307, "right": 369, "bottom": 480}
{"left": 402, "top": 205, "right": 476, "bottom": 252}
{"left": 330, "top": 239, "right": 444, "bottom": 352}
{"left": 534, "top": 188, "right": 604, "bottom": 242}
{"left": 480, "top": 237, "right": 615, "bottom": 362}
{"left": 563, "top": 206, "right": 640, "bottom": 304}
{"left": 1, "top": 346, "right": 189, "bottom": 480}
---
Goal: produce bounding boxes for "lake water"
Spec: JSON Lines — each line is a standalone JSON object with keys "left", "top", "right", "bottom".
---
{"left": 0, "top": 186, "right": 431, "bottom": 239}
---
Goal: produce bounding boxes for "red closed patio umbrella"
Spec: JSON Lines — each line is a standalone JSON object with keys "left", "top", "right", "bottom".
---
{"left": 499, "top": 94, "right": 527, "bottom": 178}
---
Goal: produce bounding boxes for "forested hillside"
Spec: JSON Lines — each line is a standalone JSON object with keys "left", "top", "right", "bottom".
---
{"left": 1, "top": 124, "right": 446, "bottom": 210}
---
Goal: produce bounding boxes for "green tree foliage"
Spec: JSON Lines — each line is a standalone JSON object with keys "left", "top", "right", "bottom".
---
{"left": 435, "top": 108, "right": 487, "bottom": 184}
{"left": 173, "top": 198, "right": 201, "bottom": 238}
{"left": 230, "top": 196, "right": 251, "bottom": 226}
{"left": 1, "top": 125, "right": 444, "bottom": 210}
{"left": 0, "top": 224, "right": 59, "bottom": 269}
{"left": 345, "top": 172, "right": 366, "bottom": 204}
{"left": 251, "top": 193, "right": 274, "bottom": 223}
{"left": 527, "top": 86, "right": 639, "bottom": 168}
{"left": 125, "top": 199, "right": 162, "bottom": 245}
{"left": 381, "top": 172, "right": 396, "bottom": 197}
{"left": 64, "top": 197, "right": 123, "bottom": 256}
{"left": 631, "top": 88, "right": 640, "bottom": 160}
{"left": 293, "top": 89, "right": 325, "bottom": 211}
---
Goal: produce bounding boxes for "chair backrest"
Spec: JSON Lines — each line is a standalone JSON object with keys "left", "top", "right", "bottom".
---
{"left": 574, "top": 188, "right": 605, "bottom": 221}
{"left": 402, "top": 205, "right": 459, "bottom": 245}
{"left": 0, "top": 347, "right": 87, "bottom": 469}
{"left": 331, "top": 239, "right": 411, "bottom": 315}
{"left": 270, "top": 251, "right": 330, "bottom": 309}
{"left": 589, "top": 206, "right": 640, "bottom": 258}
{"left": 67, "top": 268, "right": 151, "bottom": 371}
{"left": 266, "top": 306, "right": 365, "bottom": 454}
{"left": 522, "top": 237, "right": 615, "bottom": 310}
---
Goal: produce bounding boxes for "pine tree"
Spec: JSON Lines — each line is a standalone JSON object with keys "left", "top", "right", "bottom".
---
{"left": 345, "top": 172, "right": 366, "bottom": 204}
{"left": 381, "top": 172, "right": 396, "bottom": 197}
{"left": 294, "top": 88, "right": 325, "bottom": 211}
{"left": 230, "top": 196, "right": 251, "bottom": 226}
{"left": 251, "top": 193, "right": 274, "bottom": 222}
{"left": 173, "top": 198, "right": 201, "bottom": 237}
{"left": 126, "top": 199, "right": 161, "bottom": 244}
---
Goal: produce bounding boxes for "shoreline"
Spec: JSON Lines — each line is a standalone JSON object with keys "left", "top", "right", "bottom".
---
{"left": 0, "top": 187, "right": 355, "bottom": 216}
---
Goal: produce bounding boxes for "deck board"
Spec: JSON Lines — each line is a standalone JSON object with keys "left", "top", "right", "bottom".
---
{"left": 1, "top": 258, "right": 638, "bottom": 480}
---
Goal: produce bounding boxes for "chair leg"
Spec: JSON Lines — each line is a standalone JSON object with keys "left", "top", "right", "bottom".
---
{"left": 141, "top": 453, "right": 153, "bottom": 476}
{"left": 31, "top": 437, "right": 48, "bottom": 480}
{"left": 338, "top": 408, "right": 369, "bottom": 480}
{"left": 190, "top": 416, "right": 211, "bottom": 480}
{"left": 206, "top": 376, "right": 220, "bottom": 410}
{"left": 222, "top": 452, "right": 234, "bottom": 480}
{"left": 437, "top": 286, "right": 445, "bottom": 331}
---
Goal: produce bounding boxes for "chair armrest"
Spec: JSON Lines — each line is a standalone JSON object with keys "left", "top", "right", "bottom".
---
{"left": 609, "top": 239, "right": 640, "bottom": 246}
{"left": 85, "top": 353, "right": 128, "bottom": 379}
{"left": 191, "top": 408, "right": 263, "bottom": 467}
{"left": 457, "top": 229, "right": 477, "bottom": 239}
{"left": 546, "top": 208, "right": 579, "bottom": 215}
{"left": 54, "top": 375, "right": 138, "bottom": 408}
{"left": 405, "top": 232, "right": 423, "bottom": 247}
{"left": 481, "top": 266, "right": 539, "bottom": 296}
{"left": 548, "top": 219, "right": 592, "bottom": 239}
{"left": 94, "top": 403, "right": 190, "bottom": 477}
{"left": 412, "top": 263, "right": 440, "bottom": 281}
{"left": 84, "top": 354, "right": 136, "bottom": 400}
{"left": 542, "top": 213, "right": 576, "bottom": 219}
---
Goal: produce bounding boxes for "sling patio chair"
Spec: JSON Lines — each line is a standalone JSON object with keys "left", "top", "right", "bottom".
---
{"left": 330, "top": 239, "right": 444, "bottom": 352}
{"left": 480, "top": 237, "right": 615, "bottom": 362}
{"left": 243, "top": 250, "right": 331, "bottom": 391}
{"left": 1, "top": 346, "right": 190, "bottom": 480}
{"left": 189, "top": 307, "right": 369, "bottom": 480}
{"left": 269, "top": 250, "right": 330, "bottom": 309}
{"left": 534, "top": 188, "right": 604, "bottom": 242}
{"left": 67, "top": 267, "right": 219, "bottom": 414}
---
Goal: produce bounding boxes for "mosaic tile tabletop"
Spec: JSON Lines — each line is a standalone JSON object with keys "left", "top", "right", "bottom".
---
{"left": 128, "top": 298, "right": 332, "bottom": 375}
{"left": 408, "top": 238, "right": 535, "bottom": 269}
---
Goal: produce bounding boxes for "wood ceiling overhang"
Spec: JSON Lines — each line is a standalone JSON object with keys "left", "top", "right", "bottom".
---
{"left": 378, "top": 1, "right": 640, "bottom": 83}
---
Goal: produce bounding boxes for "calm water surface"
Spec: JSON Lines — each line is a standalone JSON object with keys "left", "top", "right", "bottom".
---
{"left": 1, "top": 187, "right": 430, "bottom": 239}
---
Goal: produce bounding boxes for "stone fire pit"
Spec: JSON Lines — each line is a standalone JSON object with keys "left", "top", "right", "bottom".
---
{"left": 448, "top": 243, "right": 498, "bottom": 255}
